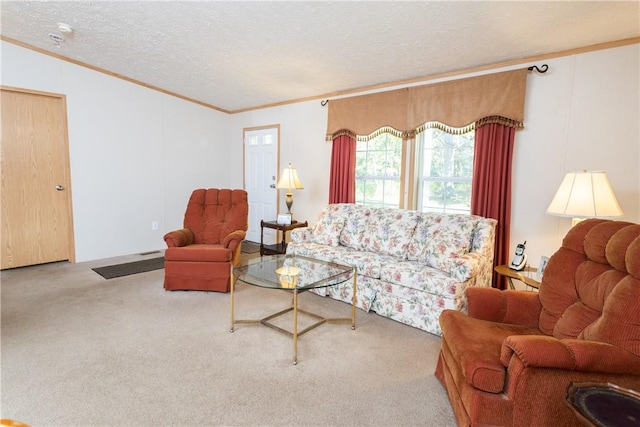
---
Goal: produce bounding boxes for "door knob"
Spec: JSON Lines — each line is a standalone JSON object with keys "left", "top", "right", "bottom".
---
{"left": 55, "top": 185, "right": 64, "bottom": 191}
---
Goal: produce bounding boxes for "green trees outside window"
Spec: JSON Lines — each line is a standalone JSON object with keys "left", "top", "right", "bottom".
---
{"left": 417, "top": 128, "right": 474, "bottom": 214}
{"left": 355, "top": 133, "right": 402, "bottom": 208}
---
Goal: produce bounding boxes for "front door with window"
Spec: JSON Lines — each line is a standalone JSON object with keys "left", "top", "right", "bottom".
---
{"left": 243, "top": 127, "right": 278, "bottom": 244}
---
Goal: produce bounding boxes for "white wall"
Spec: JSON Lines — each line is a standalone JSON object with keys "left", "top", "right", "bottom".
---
{"left": 512, "top": 44, "right": 640, "bottom": 265}
{"left": 2, "top": 40, "right": 638, "bottom": 267}
{"left": 1, "top": 41, "right": 232, "bottom": 262}
{"left": 233, "top": 43, "right": 640, "bottom": 269}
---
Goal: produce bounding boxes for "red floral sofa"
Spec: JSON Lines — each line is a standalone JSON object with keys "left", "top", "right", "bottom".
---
{"left": 436, "top": 219, "right": 640, "bottom": 426}
{"left": 286, "top": 204, "right": 497, "bottom": 335}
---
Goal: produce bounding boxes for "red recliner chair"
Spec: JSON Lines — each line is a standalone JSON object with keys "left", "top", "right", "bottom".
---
{"left": 436, "top": 219, "right": 640, "bottom": 426}
{"left": 163, "top": 188, "right": 248, "bottom": 292}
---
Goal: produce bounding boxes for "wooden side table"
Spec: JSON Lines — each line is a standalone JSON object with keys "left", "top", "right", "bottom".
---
{"left": 260, "top": 220, "right": 308, "bottom": 256}
{"left": 494, "top": 265, "right": 541, "bottom": 290}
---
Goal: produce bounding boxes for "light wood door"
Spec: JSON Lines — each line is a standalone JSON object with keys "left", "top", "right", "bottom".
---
{"left": 243, "top": 126, "right": 278, "bottom": 244}
{"left": 1, "top": 88, "right": 74, "bottom": 269}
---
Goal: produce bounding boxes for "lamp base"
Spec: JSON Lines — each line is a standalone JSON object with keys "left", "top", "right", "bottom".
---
{"left": 285, "top": 192, "right": 294, "bottom": 217}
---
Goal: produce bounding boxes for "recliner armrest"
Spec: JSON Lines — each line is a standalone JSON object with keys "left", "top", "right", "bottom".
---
{"left": 164, "top": 228, "right": 194, "bottom": 247}
{"left": 467, "top": 288, "right": 541, "bottom": 327}
{"left": 222, "top": 230, "right": 247, "bottom": 250}
{"left": 501, "top": 335, "right": 640, "bottom": 374}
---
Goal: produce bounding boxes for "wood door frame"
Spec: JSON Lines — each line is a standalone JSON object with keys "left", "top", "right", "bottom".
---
{"left": 1, "top": 85, "right": 76, "bottom": 264}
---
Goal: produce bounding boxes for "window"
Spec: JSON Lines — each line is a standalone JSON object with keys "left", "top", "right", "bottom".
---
{"left": 355, "top": 133, "right": 402, "bottom": 208}
{"left": 415, "top": 128, "right": 474, "bottom": 214}
{"left": 354, "top": 127, "right": 474, "bottom": 212}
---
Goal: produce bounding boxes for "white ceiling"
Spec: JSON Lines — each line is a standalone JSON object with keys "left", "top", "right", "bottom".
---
{"left": 1, "top": 1, "right": 639, "bottom": 112}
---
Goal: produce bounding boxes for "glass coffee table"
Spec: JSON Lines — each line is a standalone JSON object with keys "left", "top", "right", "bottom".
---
{"left": 231, "top": 254, "right": 356, "bottom": 365}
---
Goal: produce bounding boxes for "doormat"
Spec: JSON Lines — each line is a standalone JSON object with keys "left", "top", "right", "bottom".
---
{"left": 242, "top": 241, "right": 260, "bottom": 254}
{"left": 92, "top": 257, "right": 165, "bottom": 279}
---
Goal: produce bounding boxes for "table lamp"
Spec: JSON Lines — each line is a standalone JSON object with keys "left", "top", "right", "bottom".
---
{"left": 546, "top": 170, "right": 623, "bottom": 226}
{"left": 277, "top": 163, "right": 304, "bottom": 217}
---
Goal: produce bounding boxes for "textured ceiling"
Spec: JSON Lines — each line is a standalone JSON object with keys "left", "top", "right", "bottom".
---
{"left": 1, "top": 1, "right": 639, "bottom": 112}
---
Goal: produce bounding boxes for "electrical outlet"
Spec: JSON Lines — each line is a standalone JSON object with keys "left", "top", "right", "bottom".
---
{"left": 152, "top": 221, "right": 159, "bottom": 231}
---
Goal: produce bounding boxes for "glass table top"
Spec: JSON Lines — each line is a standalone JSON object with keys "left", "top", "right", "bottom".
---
{"left": 233, "top": 254, "right": 354, "bottom": 290}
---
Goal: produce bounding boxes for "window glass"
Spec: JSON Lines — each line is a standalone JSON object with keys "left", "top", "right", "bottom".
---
{"left": 355, "top": 133, "right": 402, "bottom": 208}
{"left": 416, "top": 128, "right": 474, "bottom": 214}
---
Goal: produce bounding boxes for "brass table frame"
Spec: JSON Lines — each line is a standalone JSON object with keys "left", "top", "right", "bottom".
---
{"left": 230, "top": 257, "right": 356, "bottom": 365}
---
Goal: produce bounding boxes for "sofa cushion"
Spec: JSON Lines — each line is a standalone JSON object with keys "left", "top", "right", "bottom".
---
{"left": 339, "top": 205, "right": 370, "bottom": 250}
{"left": 286, "top": 241, "right": 389, "bottom": 279}
{"left": 165, "top": 244, "right": 231, "bottom": 262}
{"left": 408, "top": 213, "right": 476, "bottom": 262}
{"left": 286, "top": 241, "right": 354, "bottom": 267}
{"left": 407, "top": 215, "right": 434, "bottom": 261}
{"left": 336, "top": 250, "right": 394, "bottom": 279}
{"left": 419, "top": 214, "right": 476, "bottom": 270}
{"left": 311, "top": 206, "right": 345, "bottom": 247}
{"left": 361, "top": 208, "right": 420, "bottom": 258}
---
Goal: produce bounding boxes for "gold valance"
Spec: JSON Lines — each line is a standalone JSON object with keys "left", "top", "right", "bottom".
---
{"left": 326, "top": 68, "right": 527, "bottom": 140}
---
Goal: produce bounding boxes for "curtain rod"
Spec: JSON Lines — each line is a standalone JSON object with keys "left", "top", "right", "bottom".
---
{"left": 321, "top": 65, "right": 546, "bottom": 106}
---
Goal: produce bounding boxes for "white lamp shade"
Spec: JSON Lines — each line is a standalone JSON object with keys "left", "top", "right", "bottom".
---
{"left": 276, "top": 163, "right": 304, "bottom": 190}
{"left": 546, "top": 171, "right": 623, "bottom": 218}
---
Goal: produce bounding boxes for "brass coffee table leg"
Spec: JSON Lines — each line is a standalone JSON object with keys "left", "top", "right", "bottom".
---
{"left": 351, "top": 269, "right": 357, "bottom": 329}
{"left": 230, "top": 266, "right": 235, "bottom": 332}
{"left": 293, "top": 289, "right": 298, "bottom": 365}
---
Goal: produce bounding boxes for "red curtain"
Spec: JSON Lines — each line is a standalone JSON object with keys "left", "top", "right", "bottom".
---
{"left": 329, "top": 135, "right": 356, "bottom": 204}
{"left": 471, "top": 123, "right": 516, "bottom": 290}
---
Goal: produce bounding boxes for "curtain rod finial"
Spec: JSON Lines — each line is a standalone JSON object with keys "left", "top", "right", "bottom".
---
{"left": 321, "top": 99, "right": 329, "bottom": 106}
{"left": 528, "top": 64, "right": 549, "bottom": 73}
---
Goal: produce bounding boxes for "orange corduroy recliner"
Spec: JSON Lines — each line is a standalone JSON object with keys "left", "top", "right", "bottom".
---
{"left": 163, "top": 189, "right": 248, "bottom": 292}
{"left": 436, "top": 219, "right": 640, "bottom": 426}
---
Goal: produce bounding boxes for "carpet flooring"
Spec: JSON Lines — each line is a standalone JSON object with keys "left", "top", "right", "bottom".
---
{"left": 1, "top": 252, "right": 456, "bottom": 426}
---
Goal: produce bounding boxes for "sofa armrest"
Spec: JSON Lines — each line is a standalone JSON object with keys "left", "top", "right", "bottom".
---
{"left": 467, "top": 288, "right": 541, "bottom": 327}
{"left": 290, "top": 227, "right": 313, "bottom": 243}
{"left": 501, "top": 335, "right": 640, "bottom": 374}
{"left": 164, "top": 228, "right": 194, "bottom": 247}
